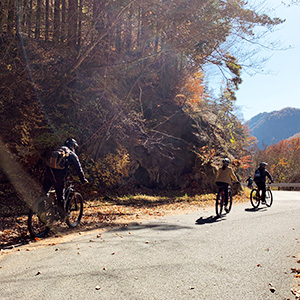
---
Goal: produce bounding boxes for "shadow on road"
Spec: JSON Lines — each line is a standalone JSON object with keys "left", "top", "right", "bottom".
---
{"left": 244, "top": 207, "right": 267, "bottom": 212}
{"left": 117, "top": 222, "right": 194, "bottom": 232}
{"left": 195, "top": 215, "right": 225, "bottom": 225}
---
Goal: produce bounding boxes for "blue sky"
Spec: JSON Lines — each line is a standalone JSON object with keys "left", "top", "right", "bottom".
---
{"left": 235, "top": 0, "right": 300, "bottom": 121}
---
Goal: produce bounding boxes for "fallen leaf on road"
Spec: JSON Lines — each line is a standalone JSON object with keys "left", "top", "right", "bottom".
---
{"left": 95, "top": 285, "right": 101, "bottom": 290}
{"left": 291, "top": 288, "right": 300, "bottom": 298}
{"left": 35, "top": 271, "right": 42, "bottom": 276}
{"left": 269, "top": 283, "right": 275, "bottom": 293}
{"left": 257, "top": 264, "right": 262, "bottom": 267}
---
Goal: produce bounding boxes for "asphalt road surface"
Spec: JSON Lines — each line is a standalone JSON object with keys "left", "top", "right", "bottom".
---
{"left": 1, "top": 191, "right": 300, "bottom": 300}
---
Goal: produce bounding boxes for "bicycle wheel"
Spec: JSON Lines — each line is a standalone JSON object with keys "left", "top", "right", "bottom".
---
{"left": 265, "top": 189, "right": 273, "bottom": 207}
{"left": 28, "top": 198, "right": 52, "bottom": 238}
{"left": 66, "top": 192, "right": 83, "bottom": 228}
{"left": 215, "top": 190, "right": 223, "bottom": 217}
{"left": 227, "top": 189, "right": 233, "bottom": 213}
{"left": 250, "top": 189, "right": 260, "bottom": 209}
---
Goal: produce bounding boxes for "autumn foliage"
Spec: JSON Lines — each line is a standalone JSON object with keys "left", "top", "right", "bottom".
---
{"left": 255, "top": 137, "right": 300, "bottom": 183}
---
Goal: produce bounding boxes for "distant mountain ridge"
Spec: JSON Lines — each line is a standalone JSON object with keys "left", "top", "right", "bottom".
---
{"left": 247, "top": 107, "right": 300, "bottom": 148}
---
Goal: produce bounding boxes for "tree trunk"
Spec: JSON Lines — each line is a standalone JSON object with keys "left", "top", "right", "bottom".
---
{"left": 45, "top": 0, "right": 49, "bottom": 41}
{"left": 35, "top": 0, "right": 42, "bottom": 39}
{"left": 77, "top": 0, "right": 82, "bottom": 48}
{"left": 61, "top": 0, "right": 67, "bottom": 43}
{"left": 68, "top": 0, "right": 78, "bottom": 47}
{"left": 53, "top": 0, "right": 61, "bottom": 43}
{"left": 7, "top": 0, "right": 15, "bottom": 33}
{"left": 125, "top": 4, "right": 133, "bottom": 52}
{"left": 27, "top": 0, "right": 33, "bottom": 37}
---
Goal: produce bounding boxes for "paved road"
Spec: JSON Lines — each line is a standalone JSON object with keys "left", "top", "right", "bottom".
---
{"left": 1, "top": 191, "right": 300, "bottom": 300}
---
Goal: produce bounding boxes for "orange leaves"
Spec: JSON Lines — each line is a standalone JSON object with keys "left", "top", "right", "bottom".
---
{"left": 177, "top": 71, "right": 206, "bottom": 109}
{"left": 259, "top": 137, "right": 300, "bottom": 183}
{"left": 240, "top": 155, "right": 252, "bottom": 170}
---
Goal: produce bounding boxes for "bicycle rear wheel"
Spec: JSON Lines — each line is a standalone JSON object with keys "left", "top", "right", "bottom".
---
{"left": 215, "top": 190, "right": 224, "bottom": 217}
{"left": 250, "top": 189, "right": 260, "bottom": 209}
{"left": 265, "top": 189, "right": 273, "bottom": 207}
{"left": 28, "top": 198, "right": 52, "bottom": 238}
{"left": 66, "top": 192, "right": 83, "bottom": 228}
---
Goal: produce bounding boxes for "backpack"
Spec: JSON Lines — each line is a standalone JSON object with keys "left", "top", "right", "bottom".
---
{"left": 254, "top": 168, "right": 262, "bottom": 181}
{"left": 48, "top": 146, "right": 70, "bottom": 170}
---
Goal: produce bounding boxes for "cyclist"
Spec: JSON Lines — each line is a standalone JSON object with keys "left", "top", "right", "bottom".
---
{"left": 246, "top": 175, "right": 253, "bottom": 189}
{"left": 39, "top": 138, "right": 88, "bottom": 221}
{"left": 215, "top": 158, "right": 239, "bottom": 212}
{"left": 253, "top": 162, "right": 274, "bottom": 204}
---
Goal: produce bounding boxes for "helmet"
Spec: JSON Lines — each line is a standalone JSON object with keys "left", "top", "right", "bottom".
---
{"left": 260, "top": 162, "right": 268, "bottom": 167}
{"left": 223, "top": 158, "right": 230, "bottom": 165}
{"left": 64, "top": 138, "right": 79, "bottom": 150}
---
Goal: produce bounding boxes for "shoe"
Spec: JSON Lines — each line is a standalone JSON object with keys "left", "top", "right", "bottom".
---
{"left": 224, "top": 206, "right": 229, "bottom": 213}
{"left": 261, "top": 201, "right": 266, "bottom": 204}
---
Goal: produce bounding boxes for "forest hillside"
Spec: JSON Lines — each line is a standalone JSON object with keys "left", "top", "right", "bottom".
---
{"left": 247, "top": 107, "right": 300, "bottom": 149}
{"left": 0, "top": 0, "right": 283, "bottom": 199}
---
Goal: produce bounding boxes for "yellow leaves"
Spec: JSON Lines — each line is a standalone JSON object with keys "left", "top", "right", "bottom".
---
{"left": 278, "top": 158, "right": 288, "bottom": 167}
{"left": 85, "top": 146, "right": 130, "bottom": 188}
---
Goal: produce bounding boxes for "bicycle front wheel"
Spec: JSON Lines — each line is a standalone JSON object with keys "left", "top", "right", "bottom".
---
{"left": 215, "top": 190, "right": 223, "bottom": 217}
{"left": 227, "top": 189, "right": 233, "bottom": 213}
{"left": 265, "top": 189, "right": 273, "bottom": 207}
{"left": 250, "top": 189, "right": 260, "bottom": 209}
{"left": 66, "top": 192, "right": 83, "bottom": 228}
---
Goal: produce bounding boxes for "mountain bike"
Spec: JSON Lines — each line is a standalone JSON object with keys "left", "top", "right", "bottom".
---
{"left": 250, "top": 182, "right": 273, "bottom": 209}
{"left": 28, "top": 181, "right": 84, "bottom": 238}
{"left": 215, "top": 185, "right": 233, "bottom": 217}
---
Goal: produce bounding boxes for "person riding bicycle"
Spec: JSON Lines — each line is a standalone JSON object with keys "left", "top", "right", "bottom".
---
{"left": 253, "top": 162, "right": 274, "bottom": 204}
{"left": 38, "top": 138, "right": 88, "bottom": 221}
{"left": 215, "top": 158, "right": 239, "bottom": 212}
{"left": 246, "top": 175, "right": 253, "bottom": 189}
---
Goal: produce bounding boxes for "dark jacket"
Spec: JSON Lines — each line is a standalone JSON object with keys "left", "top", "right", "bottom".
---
{"left": 254, "top": 167, "right": 273, "bottom": 183}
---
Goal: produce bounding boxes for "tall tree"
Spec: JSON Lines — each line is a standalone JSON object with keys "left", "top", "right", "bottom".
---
{"left": 68, "top": 0, "right": 78, "bottom": 47}
{"left": 35, "top": 0, "right": 42, "bottom": 39}
{"left": 53, "top": 0, "right": 61, "bottom": 43}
